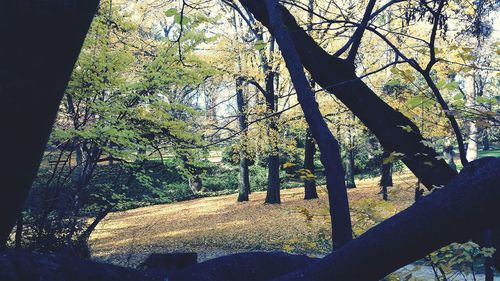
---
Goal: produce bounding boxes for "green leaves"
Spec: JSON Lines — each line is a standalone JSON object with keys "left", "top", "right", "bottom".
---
{"left": 382, "top": 152, "right": 405, "bottom": 164}
{"left": 443, "top": 81, "right": 459, "bottom": 91}
{"left": 386, "top": 79, "right": 400, "bottom": 87}
{"left": 254, "top": 40, "right": 266, "bottom": 51}
{"left": 406, "top": 95, "right": 435, "bottom": 109}
{"left": 165, "top": 8, "right": 178, "bottom": 17}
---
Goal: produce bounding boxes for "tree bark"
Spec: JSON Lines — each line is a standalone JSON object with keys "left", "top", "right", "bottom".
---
{"left": 483, "top": 129, "right": 490, "bottom": 150}
{"left": 443, "top": 140, "right": 457, "bottom": 172}
{"left": 380, "top": 150, "right": 393, "bottom": 201}
{"left": 344, "top": 149, "right": 356, "bottom": 189}
{"left": 162, "top": 158, "right": 500, "bottom": 281}
{"left": 302, "top": 0, "right": 318, "bottom": 200}
{"left": 465, "top": 75, "right": 478, "bottom": 162}
{"left": 303, "top": 128, "right": 318, "bottom": 200}
{"left": 237, "top": 0, "right": 457, "bottom": 190}
{"left": 2, "top": 159, "right": 499, "bottom": 281}
{"left": 0, "top": 0, "right": 99, "bottom": 247}
{"left": 274, "top": 157, "right": 500, "bottom": 281}
{"left": 236, "top": 77, "right": 251, "bottom": 202}
{"left": 232, "top": 11, "right": 251, "bottom": 202}
{"left": 263, "top": 0, "right": 352, "bottom": 247}
{"left": 264, "top": 39, "right": 281, "bottom": 204}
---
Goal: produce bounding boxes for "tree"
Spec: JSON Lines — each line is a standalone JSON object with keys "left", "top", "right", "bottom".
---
{"left": 167, "top": 158, "right": 500, "bottom": 281}
{"left": 302, "top": 0, "right": 318, "bottom": 200}
{"left": 262, "top": 0, "right": 352, "bottom": 247}
{"left": 380, "top": 150, "right": 393, "bottom": 201}
{"left": 231, "top": 12, "right": 252, "bottom": 202}
{"left": 0, "top": 0, "right": 100, "bottom": 247}
{"left": 237, "top": 0, "right": 458, "bottom": 190}
{"left": 303, "top": 128, "right": 318, "bottom": 200}
{"left": 6, "top": 157, "right": 497, "bottom": 281}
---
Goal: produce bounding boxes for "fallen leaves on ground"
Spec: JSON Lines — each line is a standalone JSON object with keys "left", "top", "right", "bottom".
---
{"left": 89, "top": 172, "right": 417, "bottom": 267}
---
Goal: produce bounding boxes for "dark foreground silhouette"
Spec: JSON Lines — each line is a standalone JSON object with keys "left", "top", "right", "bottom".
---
{"left": 1, "top": 158, "right": 499, "bottom": 281}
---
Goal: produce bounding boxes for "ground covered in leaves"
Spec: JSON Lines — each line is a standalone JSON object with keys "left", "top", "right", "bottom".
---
{"left": 89, "top": 172, "right": 417, "bottom": 267}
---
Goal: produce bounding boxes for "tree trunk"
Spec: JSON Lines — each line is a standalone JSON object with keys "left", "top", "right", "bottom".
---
{"left": 262, "top": 0, "right": 352, "bottom": 247}
{"left": 163, "top": 158, "right": 500, "bottom": 281}
{"left": 265, "top": 155, "right": 281, "bottom": 204}
{"left": 483, "top": 129, "right": 490, "bottom": 151}
{"left": 0, "top": 0, "right": 100, "bottom": 247}
{"left": 345, "top": 148, "right": 356, "bottom": 189}
{"left": 236, "top": 76, "right": 251, "bottom": 202}
{"left": 443, "top": 140, "right": 457, "bottom": 172}
{"left": 274, "top": 157, "right": 500, "bottom": 281}
{"left": 302, "top": 1, "right": 318, "bottom": 201}
{"left": 2, "top": 160, "right": 500, "bottom": 281}
{"left": 465, "top": 75, "right": 478, "bottom": 162}
{"left": 303, "top": 128, "right": 318, "bottom": 200}
{"left": 238, "top": 158, "right": 251, "bottom": 202}
{"left": 380, "top": 150, "right": 393, "bottom": 201}
{"left": 232, "top": 11, "right": 251, "bottom": 202}
{"left": 264, "top": 39, "right": 281, "bottom": 204}
{"left": 237, "top": 0, "right": 457, "bottom": 190}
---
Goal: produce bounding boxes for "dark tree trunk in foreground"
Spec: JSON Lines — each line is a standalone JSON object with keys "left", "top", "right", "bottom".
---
{"left": 303, "top": 128, "right": 318, "bottom": 200}
{"left": 236, "top": 77, "right": 251, "bottom": 202}
{"left": 177, "top": 157, "right": 500, "bottom": 281}
{"left": 0, "top": 0, "right": 99, "bottom": 247}
{"left": 171, "top": 252, "right": 317, "bottom": 281}
{"left": 263, "top": 0, "right": 352, "bottom": 247}
{"left": 237, "top": 0, "right": 457, "bottom": 190}
{"left": 9, "top": 158, "right": 498, "bottom": 281}
{"left": 275, "top": 157, "right": 500, "bottom": 281}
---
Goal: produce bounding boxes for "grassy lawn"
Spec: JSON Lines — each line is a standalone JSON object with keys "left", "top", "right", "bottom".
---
{"left": 454, "top": 147, "right": 500, "bottom": 170}
{"left": 478, "top": 147, "right": 500, "bottom": 158}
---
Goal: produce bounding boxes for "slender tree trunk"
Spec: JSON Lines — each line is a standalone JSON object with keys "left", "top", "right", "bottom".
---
{"left": 466, "top": 122, "right": 478, "bottom": 161}
{"left": 443, "top": 139, "right": 457, "bottom": 172}
{"left": 302, "top": 1, "right": 318, "bottom": 200}
{"left": 344, "top": 122, "right": 356, "bottom": 189}
{"left": 303, "top": 128, "right": 318, "bottom": 199}
{"left": 380, "top": 150, "right": 393, "bottom": 201}
{"left": 264, "top": 38, "right": 281, "bottom": 204}
{"left": 232, "top": 10, "right": 252, "bottom": 202}
{"left": 465, "top": 75, "right": 478, "bottom": 162}
{"left": 345, "top": 148, "right": 356, "bottom": 188}
{"left": 0, "top": 0, "right": 100, "bottom": 247}
{"left": 238, "top": 0, "right": 457, "bottom": 190}
{"left": 263, "top": 0, "right": 352, "bottom": 247}
{"left": 236, "top": 76, "right": 251, "bottom": 202}
{"left": 482, "top": 129, "right": 490, "bottom": 151}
